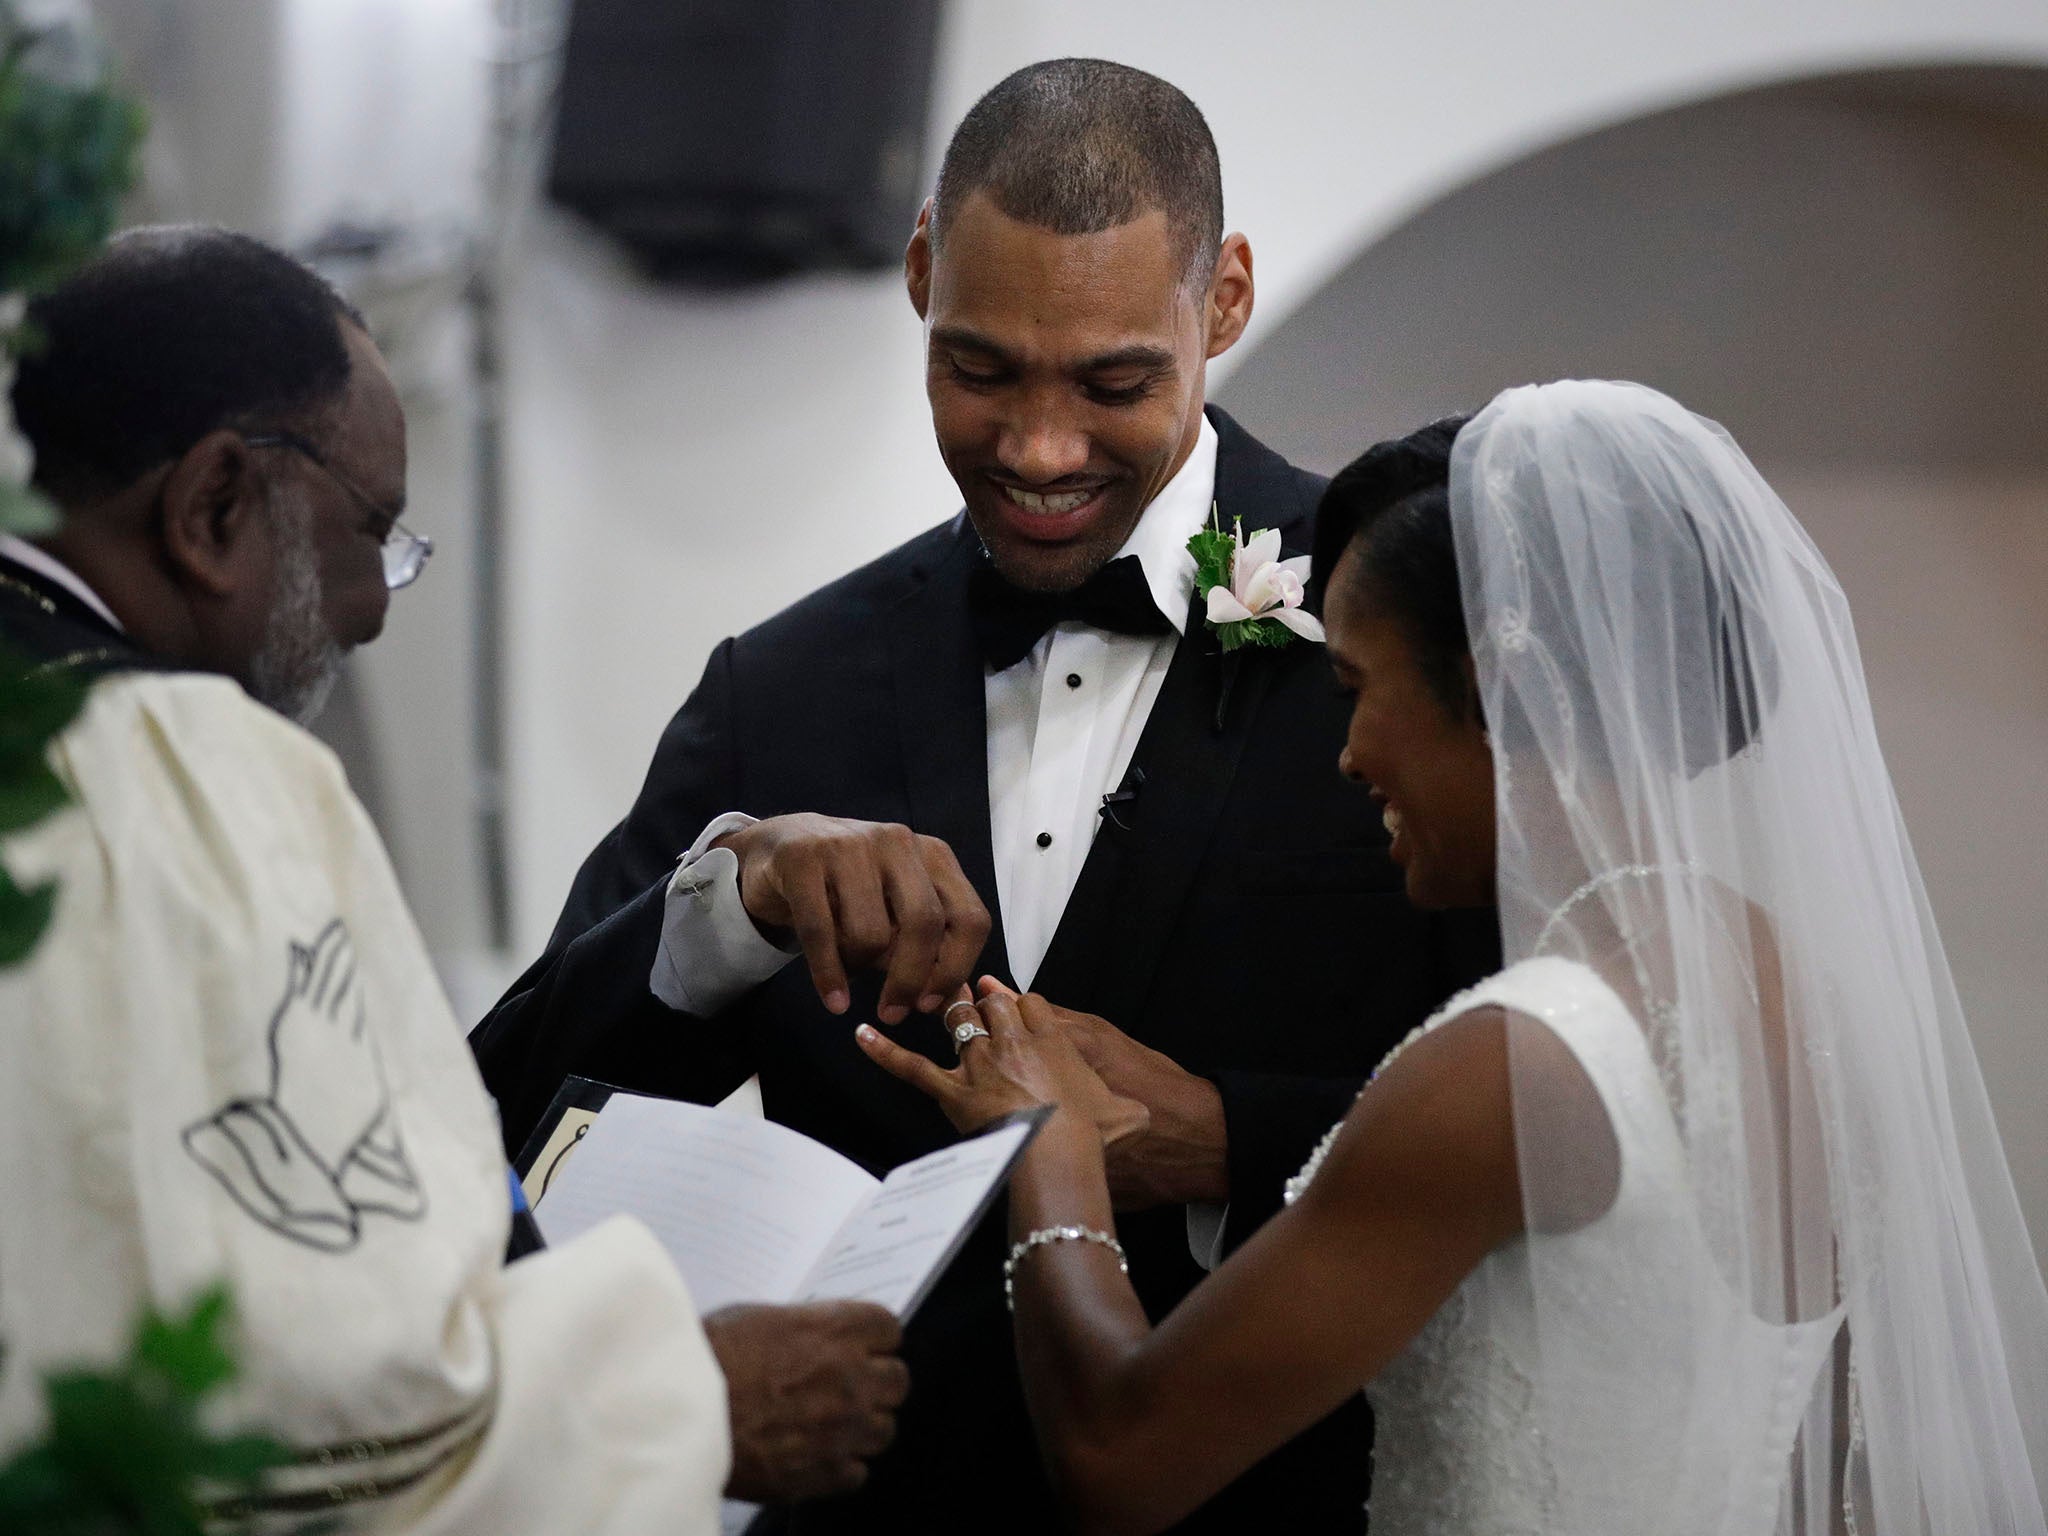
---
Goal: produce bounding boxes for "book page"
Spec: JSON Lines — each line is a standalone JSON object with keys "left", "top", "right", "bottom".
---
{"left": 795, "top": 1115, "right": 1039, "bottom": 1316}
{"left": 535, "top": 1092, "right": 878, "bottom": 1314}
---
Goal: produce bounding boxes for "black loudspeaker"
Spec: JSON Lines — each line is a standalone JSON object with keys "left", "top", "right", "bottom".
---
{"left": 548, "top": 0, "right": 943, "bottom": 283}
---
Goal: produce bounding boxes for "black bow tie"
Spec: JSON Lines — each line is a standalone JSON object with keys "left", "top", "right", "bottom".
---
{"left": 969, "top": 555, "right": 1173, "bottom": 672}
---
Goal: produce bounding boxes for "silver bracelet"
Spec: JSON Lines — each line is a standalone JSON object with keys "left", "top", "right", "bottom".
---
{"left": 1004, "top": 1224, "right": 1127, "bottom": 1312}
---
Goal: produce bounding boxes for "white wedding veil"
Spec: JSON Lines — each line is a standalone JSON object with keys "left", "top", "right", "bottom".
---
{"left": 1450, "top": 381, "right": 2048, "bottom": 1533}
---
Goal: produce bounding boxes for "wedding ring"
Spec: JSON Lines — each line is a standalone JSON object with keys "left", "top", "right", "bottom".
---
{"left": 951, "top": 1019, "right": 992, "bottom": 1052}
{"left": 943, "top": 1000, "right": 981, "bottom": 1027}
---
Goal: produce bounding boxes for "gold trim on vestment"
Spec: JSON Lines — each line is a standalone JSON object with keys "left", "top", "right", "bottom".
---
{"left": 198, "top": 1401, "right": 493, "bottom": 1520}
{"left": 0, "top": 569, "right": 57, "bottom": 616}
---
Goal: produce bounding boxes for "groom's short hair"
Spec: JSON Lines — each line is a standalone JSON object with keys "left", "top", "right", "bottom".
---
{"left": 931, "top": 59, "right": 1224, "bottom": 288}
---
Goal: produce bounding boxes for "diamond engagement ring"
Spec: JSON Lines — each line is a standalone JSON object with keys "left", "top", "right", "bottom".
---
{"left": 951, "top": 1018, "right": 991, "bottom": 1051}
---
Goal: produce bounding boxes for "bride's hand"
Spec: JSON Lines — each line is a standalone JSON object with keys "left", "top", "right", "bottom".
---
{"left": 856, "top": 983, "right": 1150, "bottom": 1146}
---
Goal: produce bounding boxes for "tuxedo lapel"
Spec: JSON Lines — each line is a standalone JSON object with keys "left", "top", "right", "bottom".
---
{"left": 1032, "top": 408, "right": 1320, "bottom": 1029}
{"left": 888, "top": 518, "right": 1013, "bottom": 984}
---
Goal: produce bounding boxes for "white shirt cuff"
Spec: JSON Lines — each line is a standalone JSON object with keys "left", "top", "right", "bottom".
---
{"left": 649, "top": 812, "right": 800, "bottom": 1016}
{"left": 1186, "top": 1201, "right": 1229, "bottom": 1271}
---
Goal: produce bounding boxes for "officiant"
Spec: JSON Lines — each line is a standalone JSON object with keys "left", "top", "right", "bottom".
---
{"left": 0, "top": 226, "right": 910, "bottom": 1531}
{"left": 473, "top": 59, "right": 1495, "bottom": 1532}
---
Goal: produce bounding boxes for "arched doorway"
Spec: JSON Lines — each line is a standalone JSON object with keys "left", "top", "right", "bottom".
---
{"left": 1221, "top": 63, "right": 2048, "bottom": 1266}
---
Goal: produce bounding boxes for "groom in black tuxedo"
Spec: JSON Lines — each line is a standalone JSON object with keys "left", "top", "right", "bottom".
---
{"left": 474, "top": 59, "right": 1494, "bottom": 1532}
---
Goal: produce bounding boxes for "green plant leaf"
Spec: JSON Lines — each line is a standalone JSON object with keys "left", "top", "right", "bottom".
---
{"left": 190, "top": 1431, "right": 288, "bottom": 1486}
{"left": 135, "top": 1287, "right": 236, "bottom": 1400}
{"left": 0, "top": 657, "right": 87, "bottom": 764}
{"left": 0, "top": 7, "right": 147, "bottom": 296}
{"left": 1186, "top": 526, "right": 1233, "bottom": 596}
{"left": 0, "top": 752, "right": 66, "bottom": 832}
{"left": 0, "top": 1442, "right": 87, "bottom": 1527}
{"left": 42, "top": 1372, "right": 203, "bottom": 1532}
{"left": 0, "top": 861, "right": 56, "bottom": 965}
{"left": 1213, "top": 617, "right": 1298, "bottom": 653}
{"left": 0, "top": 1286, "right": 286, "bottom": 1534}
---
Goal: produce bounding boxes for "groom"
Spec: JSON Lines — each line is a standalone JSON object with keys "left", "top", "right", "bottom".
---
{"left": 474, "top": 59, "right": 1495, "bottom": 1532}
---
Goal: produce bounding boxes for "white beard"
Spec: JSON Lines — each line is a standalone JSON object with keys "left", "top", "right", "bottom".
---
{"left": 246, "top": 487, "right": 344, "bottom": 725}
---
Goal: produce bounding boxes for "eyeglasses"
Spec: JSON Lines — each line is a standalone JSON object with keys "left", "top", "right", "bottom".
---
{"left": 243, "top": 431, "right": 433, "bottom": 590}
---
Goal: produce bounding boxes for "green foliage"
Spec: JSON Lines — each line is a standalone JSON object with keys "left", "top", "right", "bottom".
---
{"left": 0, "top": 855, "right": 58, "bottom": 965}
{"left": 1187, "top": 521, "right": 1234, "bottom": 598}
{"left": 0, "top": 13, "right": 146, "bottom": 296}
{"left": 1210, "top": 615, "right": 1296, "bottom": 654}
{"left": 0, "top": 0, "right": 142, "bottom": 969}
{"left": 0, "top": 1287, "right": 287, "bottom": 1535}
{"left": 0, "top": 643, "right": 84, "bottom": 962}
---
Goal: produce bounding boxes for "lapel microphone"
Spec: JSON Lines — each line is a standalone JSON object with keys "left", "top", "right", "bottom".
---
{"left": 1098, "top": 767, "right": 1147, "bottom": 832}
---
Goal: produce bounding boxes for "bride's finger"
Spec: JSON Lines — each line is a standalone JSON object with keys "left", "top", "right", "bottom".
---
{"left": 854, "top": 1024, "right": 959, "bottom": 1104}
{"left": 976, "top": 974, "right": 1019, "bottom": 1000}
{"left": 974, "top": 989, "right": 1027, "bottom": 1041}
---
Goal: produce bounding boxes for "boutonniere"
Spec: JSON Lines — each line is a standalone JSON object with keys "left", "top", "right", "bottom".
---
{"left": 1188, "top": 506, "right": 1325, "bottom": 650}
{"left": 1187, "top": 506, "right": 1324, "bottom": 730}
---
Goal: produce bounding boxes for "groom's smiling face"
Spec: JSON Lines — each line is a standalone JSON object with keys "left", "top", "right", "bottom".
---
{"left": 908, "top": 191, "right": 1251, "bottom": 593}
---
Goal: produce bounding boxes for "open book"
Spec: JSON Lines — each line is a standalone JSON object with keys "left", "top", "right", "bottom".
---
{"left": 520, "top": 1078, "right": 1046, "bottom": 1319}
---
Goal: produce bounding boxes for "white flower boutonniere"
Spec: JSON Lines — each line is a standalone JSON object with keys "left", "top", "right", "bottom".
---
{"left": 1187, "top": 506, "right": 1325, "bottom": 651}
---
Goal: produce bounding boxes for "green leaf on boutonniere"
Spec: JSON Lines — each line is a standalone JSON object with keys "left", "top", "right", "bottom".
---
{"left": 1210, "top": 617, "right": 1296, "bottom": 653}
{"left": 1187, "top": 518, "right": 1234, "bottom": 600}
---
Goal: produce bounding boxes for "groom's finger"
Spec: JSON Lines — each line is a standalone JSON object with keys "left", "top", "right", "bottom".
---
{"left": 783, "top": 864, "right": 853, "bottom": 1014}
{"left": 919, "top": 840, "right": 991, "bottom": 1012}
{"left": 829, "top": 856, "right": 894, "bottom": 965}
{"left": 875, "top": 855, "right": 946, "bottom": 1024}
{"left": 854, "top": 1023, "right": 958, "bottom": 1104}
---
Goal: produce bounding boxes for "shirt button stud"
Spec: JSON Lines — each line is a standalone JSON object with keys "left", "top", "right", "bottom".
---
{"left": 1066, "top": 672, "right": 1083, "bottom": 689}
{"left": 1036, "top": 831, "right": 1053, "bottom": 849}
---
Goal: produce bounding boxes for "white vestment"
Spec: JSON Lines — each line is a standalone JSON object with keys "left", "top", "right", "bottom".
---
{"left": 0, "top": 670, "right": 730, "bottom": 1531}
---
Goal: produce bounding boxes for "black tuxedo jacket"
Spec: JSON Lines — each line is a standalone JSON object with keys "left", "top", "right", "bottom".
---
{"left": 472, "top": 408, "right": 1497, "bottom": 1532}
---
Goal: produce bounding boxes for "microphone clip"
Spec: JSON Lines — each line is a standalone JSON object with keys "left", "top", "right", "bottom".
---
{"left": 1098, "top": 768, "right": 1147, "bottom": 832}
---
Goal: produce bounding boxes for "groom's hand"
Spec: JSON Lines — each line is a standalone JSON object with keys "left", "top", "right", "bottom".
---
{"left": 704, "top": 1300, "right": 909, "bottom": 1503}
{"left": 716, "top": 814, "right": 991, "bottom": 1025}
{"left": 999, "top": 988, "right": 1229, "bottom": 1209}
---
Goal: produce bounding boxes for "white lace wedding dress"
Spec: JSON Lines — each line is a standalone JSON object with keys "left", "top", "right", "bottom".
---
{"left": 1302, "top": 956, "right": 1843, "bottom": 1535}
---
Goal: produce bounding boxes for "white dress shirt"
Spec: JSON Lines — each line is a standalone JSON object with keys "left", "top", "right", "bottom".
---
{"left": 981, "top": 418, "right": 1215, "bottom": 986}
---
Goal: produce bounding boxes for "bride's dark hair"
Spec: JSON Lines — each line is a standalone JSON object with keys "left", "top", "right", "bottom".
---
{"left": 1310, "top": 415, "right": 1475, "bottom": 720}
{"left": 1314, "top": 410, "right": 1775, "bottom": 772}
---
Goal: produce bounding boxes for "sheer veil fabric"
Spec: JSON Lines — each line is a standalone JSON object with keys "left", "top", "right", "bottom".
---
{"left": 1449, "top": 382, "right": 2048, "bottom": 1533}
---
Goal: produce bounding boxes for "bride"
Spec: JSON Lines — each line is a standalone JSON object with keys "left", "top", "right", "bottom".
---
{"left": 857, "top": 380, "right": 2048, "bottom": 1534}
